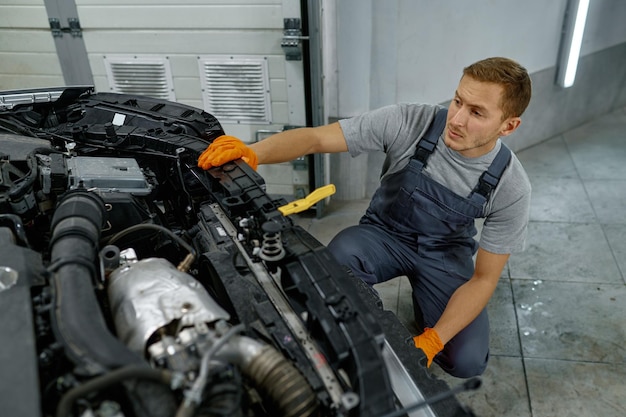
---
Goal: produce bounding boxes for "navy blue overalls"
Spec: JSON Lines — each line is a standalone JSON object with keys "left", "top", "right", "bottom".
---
{"left": 327, "top": 108, "right": 511, "bottom": 377}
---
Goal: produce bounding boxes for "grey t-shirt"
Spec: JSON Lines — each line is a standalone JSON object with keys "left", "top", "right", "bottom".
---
{"left": 338, "top": 103, "right": 531, "bottom": 254}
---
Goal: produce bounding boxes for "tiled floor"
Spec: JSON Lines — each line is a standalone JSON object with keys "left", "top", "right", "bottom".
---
{"left": 294, "top": 107, "right": 626, "bottom": 417}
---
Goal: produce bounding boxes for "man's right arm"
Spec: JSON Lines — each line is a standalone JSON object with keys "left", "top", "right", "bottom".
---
{"left": 250, "top": 122, "right": 348, "bottom": 165}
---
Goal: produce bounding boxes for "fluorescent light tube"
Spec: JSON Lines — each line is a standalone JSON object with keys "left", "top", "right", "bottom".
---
{"left": 556, "top": 0, "right": 590, "bottom": 88}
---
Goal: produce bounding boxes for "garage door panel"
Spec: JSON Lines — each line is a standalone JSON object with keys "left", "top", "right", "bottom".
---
{"left": 0, "top": 6, "right": 49, "bottom": 28}
{"left": 0, "top": 74, "right": 65, "bottom": 90}
{"left": 77, "top": 5, "right": 282, "bottom": 29}
{"left": 172, "top": 77, "right": 203, "bottom": 102}
{"left": 78, "top": 0, "right": 280, "bottom": 5}
{"left": 0, "top": 52, "right": 62, "bottom": 75}
{"left": 83, "top": 31, "right": 282, "bottom": 55}
{"left": 267, "top": 55, "right": 286, "bottom": 78}
{"left": 0, "top": 30, "right": 57, "bottom": 52}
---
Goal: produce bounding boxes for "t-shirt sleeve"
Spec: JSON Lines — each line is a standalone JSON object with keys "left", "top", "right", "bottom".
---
{"left": 338, "top": 105, "right": 405, "bottom": 157}
{"left": 479, "top": 159, "right": 532, "bottom": 254}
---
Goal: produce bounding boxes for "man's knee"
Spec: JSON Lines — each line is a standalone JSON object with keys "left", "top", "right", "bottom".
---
{"left": 434, "top": 312, "right": 490, "bottom": 378}
{"left": 436, "top": 350, "right": 489, "bottom": 378}
{"left": 327, "top": 227, "right": 378, "bottom": 285}
{"left": 327, "top": 226, "right": 362, "bottom": 257}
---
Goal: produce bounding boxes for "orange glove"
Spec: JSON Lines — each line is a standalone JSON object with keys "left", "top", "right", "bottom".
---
{"left": 197, "top": 135, "right": 258, "bottom": 170}
{"left": 413, "top": 327, "right": 444, "bottom": 367}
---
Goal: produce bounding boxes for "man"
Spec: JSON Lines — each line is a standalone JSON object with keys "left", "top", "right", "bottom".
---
{"left": 198, "top": 57, "right": 532, "bottom": 378}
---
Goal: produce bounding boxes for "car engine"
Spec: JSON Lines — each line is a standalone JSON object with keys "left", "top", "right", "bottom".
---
{"left": 0, "top": 87, "right": 477, "bottom": 417}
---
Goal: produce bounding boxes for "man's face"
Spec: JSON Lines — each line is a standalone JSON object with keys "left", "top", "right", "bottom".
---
{"left": 445, "top": 75, "right": 521, "bottom": 158}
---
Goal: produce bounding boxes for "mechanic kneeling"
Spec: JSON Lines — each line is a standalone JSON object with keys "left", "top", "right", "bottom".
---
{"left": 198, "top": 57, "right": 532, "bottom": 378}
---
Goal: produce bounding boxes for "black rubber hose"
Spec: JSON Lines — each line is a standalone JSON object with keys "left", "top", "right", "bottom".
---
{"left": 106, "top": 223, "right": 196, "bottom": 258}
{"left": 106, "top": 223, "right": 196, "bottom": 271}
{"left": 0, "top": 214, "right": 30, "bottom": 247}
{"left": 49, "top": 190, "right": 142, "bottom": 372}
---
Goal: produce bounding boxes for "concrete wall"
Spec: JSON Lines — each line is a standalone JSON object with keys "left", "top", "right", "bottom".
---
{"left": 514, "top": 42, "right": 626, "bottom": 153}
{"left": 325, "top": 0, "right": 626, "bottom": 199}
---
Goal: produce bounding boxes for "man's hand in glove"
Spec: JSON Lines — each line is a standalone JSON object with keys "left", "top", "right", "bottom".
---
{"left": 413, "top": 327, "right": 444, "bottom": 367}
{"left": 197, "top": 135, "right": 258, "bottom": 170}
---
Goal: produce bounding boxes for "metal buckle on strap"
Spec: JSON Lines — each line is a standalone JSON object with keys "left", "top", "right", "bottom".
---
{"left": 474, "top": 171, "right": 497, "bottom": 199}
{"left": 414, "top": 147, "right": 432, "bottom": 165}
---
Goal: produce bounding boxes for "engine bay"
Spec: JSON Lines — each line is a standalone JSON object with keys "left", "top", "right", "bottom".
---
{"left": 0, "top": 87, "right": 476, "bottom": 417}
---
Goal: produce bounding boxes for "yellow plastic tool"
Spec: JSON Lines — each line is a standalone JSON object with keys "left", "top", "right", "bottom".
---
{"left": 278, "top": 184, "right": 336, "bottom": 216}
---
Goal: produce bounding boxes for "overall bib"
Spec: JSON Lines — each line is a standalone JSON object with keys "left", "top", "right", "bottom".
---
{"left": 327, "top": 109, "right": 511, "bottom": 377}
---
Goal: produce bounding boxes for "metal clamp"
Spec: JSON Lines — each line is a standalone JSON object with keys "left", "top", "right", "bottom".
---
{"left": 281, "top": 18, "right": 309, "bottom": 61}
{"left": 48, "top": 17, "right": 82, "bottom": 38}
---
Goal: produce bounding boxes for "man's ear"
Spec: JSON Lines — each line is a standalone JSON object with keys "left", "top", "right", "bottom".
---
{"left": 500, "top": 117, "right": 521, "bottom": 137}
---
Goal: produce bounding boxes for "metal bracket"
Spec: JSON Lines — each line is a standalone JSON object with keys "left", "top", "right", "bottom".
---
{"left": 49, "top": 18, "right": 62, "bottom": 37}
{"left": 48, "top": 17, "right": 82, "bottom": 38}
{"left": 281, "top": 18, "right": 309, "bottom": 61}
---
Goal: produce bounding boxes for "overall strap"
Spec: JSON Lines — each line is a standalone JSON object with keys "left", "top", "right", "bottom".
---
{"left": 469, "top": 144, "right": 512, "bottom": 207}
{"left": 412, "top": 108, "right": 448, "bottom": 170}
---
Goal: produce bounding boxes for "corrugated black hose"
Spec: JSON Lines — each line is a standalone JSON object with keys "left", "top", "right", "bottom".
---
{"left": 48, "top": 190, "right": 143, "bottom": 372}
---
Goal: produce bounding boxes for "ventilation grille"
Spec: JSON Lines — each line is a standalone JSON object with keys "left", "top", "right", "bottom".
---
{"left": 104, "top": 56, "right": 175, "bottom": 100}
{"left": 199, "top": 56, "right": 271, "bottom": 124}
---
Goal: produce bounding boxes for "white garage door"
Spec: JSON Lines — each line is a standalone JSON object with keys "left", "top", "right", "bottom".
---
{"left": 0, "top": 0, "right": 312, "bottom": 199}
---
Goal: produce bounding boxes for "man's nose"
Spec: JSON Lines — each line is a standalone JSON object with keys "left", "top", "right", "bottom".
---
{"left": 450, "top": 107, "right": 468, "bottom": 126}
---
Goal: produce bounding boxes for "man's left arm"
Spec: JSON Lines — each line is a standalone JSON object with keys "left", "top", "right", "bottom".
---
{"left": 415, "top": 158, "right": 531, "bottom": 361}
{"left": 433, "top": 248, "right": 509, "bottom": 344}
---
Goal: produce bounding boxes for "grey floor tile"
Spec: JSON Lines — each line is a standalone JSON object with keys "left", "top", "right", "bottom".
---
{"left": 324, "top": 199, "right": 372, "bottom": 216}
{"left": 564, "top": 110, "right": 626, "bottom": 180}
{"left": 395, "top": 276, "right": 416, "bottom": 331}
{"left": 513, "top": 280, "right": 626, "bottom": 363}
{"left": 517, "top": 136, "right": 578, "bottom": 179}
{"left": 603, "top": 224, "right": 626, "bottom": 283}
{"left": 488, "top": 280, "right": 521, "bottom": 357}
{"left": 525, "top": 359, "right": 626, "bottom": 417}
{"left": 527, "top": 177, "right": 597, "bottom": 223}
{"left": 509, "top": 222, "right": 622, "bottom": 283}
{"left": 298, "top": 199, "right": 368, "bottom": 245}
{"left": 430, "top": 356, "right": 531, "bottom": 417}
{"left": 584, "top": 179, "right": 626, "bottom": 224}
{"left": 374, "top": 279, "right": 400, "bottom": 313}
{"left": 376, "top": 276, "right": 418, "bottom": 333}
